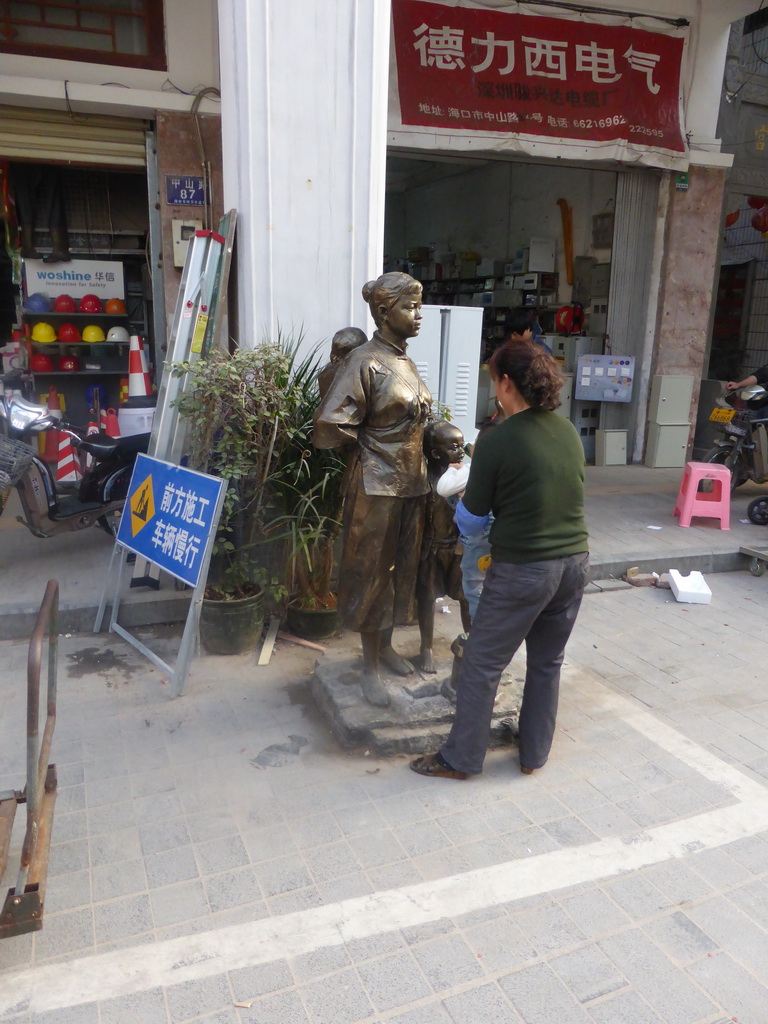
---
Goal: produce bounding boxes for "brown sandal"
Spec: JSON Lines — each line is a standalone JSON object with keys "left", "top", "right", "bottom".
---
{"left": 410, "top": 753, "right": 468, "bottom": 780}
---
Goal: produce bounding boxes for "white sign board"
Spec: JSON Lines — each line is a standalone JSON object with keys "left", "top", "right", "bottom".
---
{"left": 23, "top": 259, "right": 125, "bottom": 302}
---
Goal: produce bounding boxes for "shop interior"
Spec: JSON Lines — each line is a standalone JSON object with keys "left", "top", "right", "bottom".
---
{"left": 384, "top": 151, "right": 620, "bottom": 458}
{"left": 1, "top": 164, "right": 153, "bottom": 426}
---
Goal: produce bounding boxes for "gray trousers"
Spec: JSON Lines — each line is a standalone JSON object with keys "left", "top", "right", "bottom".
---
{"left": 441, "top": 552, "right": 589, "bottom": 775}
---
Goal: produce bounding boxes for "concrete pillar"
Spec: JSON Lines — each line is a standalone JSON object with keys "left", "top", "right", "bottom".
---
{"left": 653, "top": 164, "right": 727, "bottom": 422}
{"left": 217, "top": 0, "right": 391, "bottom": 356}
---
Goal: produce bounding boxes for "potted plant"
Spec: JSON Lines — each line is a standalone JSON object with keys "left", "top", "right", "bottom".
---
{"left": 267, "top": 345, "right": 347, "bottom": 640}
{"left": 172, "top": 345, "right": 292, "bottom": 654}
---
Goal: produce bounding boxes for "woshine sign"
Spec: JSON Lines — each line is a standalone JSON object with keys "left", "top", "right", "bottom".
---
{"left": 23, "top": 258, "right": 125, "bottom": 301}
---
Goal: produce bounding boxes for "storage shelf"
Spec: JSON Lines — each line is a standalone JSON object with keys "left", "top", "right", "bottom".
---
{"left": 30, "top": 341, "right": 130, "bottom": 346}
{"left": 23, "top": 312, "right": 129, "bottom": 322}
{"left": 31, "top": 370, "right": 125, "bottom": 377}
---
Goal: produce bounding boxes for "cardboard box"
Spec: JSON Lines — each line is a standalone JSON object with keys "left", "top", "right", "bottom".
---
{"left": 407, "top": 246, "right": 430, "bottom": 264}
{"left": 1, "top": 342, "right": 22, "bottom": 374}
{"left": 477, "top": 258, "right": 505, "bottom": 277}
{"left": 490, "top": 289, "right": 523, "bottom": 306}
{"left": 505, "top": 249, "right": 528, "bottom": 274}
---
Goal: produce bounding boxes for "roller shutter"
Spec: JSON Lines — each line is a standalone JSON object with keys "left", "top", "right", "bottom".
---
{"left": 0, "top": 105, "right": 148, "bottom": 168}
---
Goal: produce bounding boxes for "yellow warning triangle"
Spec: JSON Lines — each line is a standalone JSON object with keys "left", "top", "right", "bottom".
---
{"left": 130, "top": 476, "right": 155, "bottom": 537}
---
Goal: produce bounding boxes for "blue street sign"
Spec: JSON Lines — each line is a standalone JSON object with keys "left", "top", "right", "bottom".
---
{"left": 165, "top": 174, "right": 206, "bottom": 206}
{"left": 117, "top": 454, "right": 226, "bottom": 588}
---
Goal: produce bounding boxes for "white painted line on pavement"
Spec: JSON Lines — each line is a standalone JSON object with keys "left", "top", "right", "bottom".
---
{"left": 1, "top": 668, "right": 766, "bottom": 1017}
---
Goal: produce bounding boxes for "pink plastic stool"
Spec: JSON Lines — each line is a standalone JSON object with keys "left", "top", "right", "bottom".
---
{"left": 673, "top": 461, "right": 731, "bottom": 529}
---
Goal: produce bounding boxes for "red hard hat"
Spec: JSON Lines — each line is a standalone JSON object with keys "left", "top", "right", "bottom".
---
{"left": 105, "top": 297, "right": 127, "bottom": 314}
{"left": 79, "top": 293, "right": 103, "bottom": 313}
{"left": 57, "top": 322, "right": 82, "bottom": 343}
{"left": 30, "top": 352, "right": 55, "bottom": 372}
{"left": 53, "top": 293, "right": 77, "bottom": 313}
{"left": 58, "top": 354, "right": 82, "bottom": 372}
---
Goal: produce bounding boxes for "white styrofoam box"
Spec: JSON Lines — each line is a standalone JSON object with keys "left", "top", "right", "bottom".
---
{"left": 118, "top": 405, "right": 155, "bottom": 436}
{"left": 669, "top": 569, "right": 712, "bottom": 605}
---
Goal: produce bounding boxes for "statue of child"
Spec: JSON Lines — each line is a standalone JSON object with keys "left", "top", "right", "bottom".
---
{"left": 317, "top": 327, "right": 367, "bottom": 401}
{"left": 417, "top": 419, "right": 472, "bottom": 675}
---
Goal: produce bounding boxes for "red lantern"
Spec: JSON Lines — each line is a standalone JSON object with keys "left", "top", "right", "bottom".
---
{"left": 725, "top": 211, "right": 740, "bottom": 227}
{"left": 748, "top": 196, "right": 768, "bottom": 209}
{"left": 752, "top": 209, "right": 768, "bottom": 233}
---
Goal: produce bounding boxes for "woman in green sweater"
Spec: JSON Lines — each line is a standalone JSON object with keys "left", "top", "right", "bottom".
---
{"left": 411, "top": 337, "right": 589, "bottom": 780}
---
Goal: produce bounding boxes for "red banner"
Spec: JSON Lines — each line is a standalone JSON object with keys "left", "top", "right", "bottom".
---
{"left": 393, "top": 1, "right": 685, "bottom": 154}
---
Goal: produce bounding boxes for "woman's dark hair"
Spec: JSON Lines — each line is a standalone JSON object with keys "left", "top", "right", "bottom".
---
{"left": 488, "top": 338, "right": 563, "bottom": 411}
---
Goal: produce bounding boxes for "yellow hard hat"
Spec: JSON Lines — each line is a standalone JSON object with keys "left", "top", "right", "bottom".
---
{"left": 31, "top": 321, "right": 57, "bottom": 343}
{"left": 82, "top": 324, "right": 106, "bottom": 343}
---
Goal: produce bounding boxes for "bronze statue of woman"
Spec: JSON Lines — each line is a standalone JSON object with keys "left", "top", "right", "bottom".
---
{"left": 313, "top": 273, "right": 432, "bottom": 707}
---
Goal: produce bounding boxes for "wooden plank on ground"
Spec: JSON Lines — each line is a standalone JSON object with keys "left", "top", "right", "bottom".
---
{"left": 257, "top": 617, "right": 280, "bottom": 666}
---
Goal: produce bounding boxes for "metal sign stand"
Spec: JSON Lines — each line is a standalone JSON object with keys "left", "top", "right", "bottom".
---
{"left": 95, "top": 456, "right": 226, "bottom": 698}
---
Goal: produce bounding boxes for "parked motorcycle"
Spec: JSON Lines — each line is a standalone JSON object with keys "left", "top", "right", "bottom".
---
{"left": 704, "top": 384, "right": 768, "bottom": 492}
{"left": 0, "top": 371, "right": 149, "bottom": 537}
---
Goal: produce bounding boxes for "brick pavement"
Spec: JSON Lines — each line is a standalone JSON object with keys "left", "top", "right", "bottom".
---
{"left": 2, "top": 570, "right": 768, "bottom": 1022}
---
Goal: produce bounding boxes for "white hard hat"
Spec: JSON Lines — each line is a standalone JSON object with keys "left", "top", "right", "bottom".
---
{"left": 436, "top": 461, "right": 470, "bottom": 498}
{"left": 106, "top": 325, "right": 130, "bottom": 343}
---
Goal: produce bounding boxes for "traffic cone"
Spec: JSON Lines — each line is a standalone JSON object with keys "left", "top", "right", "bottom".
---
{"left": 127, "top": 335, "right": 152, "bottom": 399}
{"left": 104, "top": 409, "right": 121, "bottom": 438}
{"left": 42, "top": 386, "right": 62, "bottom": 463}
{"left": 55, "top": 432, "right": 82, "bottom": 484}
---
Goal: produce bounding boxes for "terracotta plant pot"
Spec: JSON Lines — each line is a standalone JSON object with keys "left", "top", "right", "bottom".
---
{"left": 199, "top": 589, "right": 264, "bottom": 655}
{"left": 285, "top": 598, "right": 338, "bottom": 640}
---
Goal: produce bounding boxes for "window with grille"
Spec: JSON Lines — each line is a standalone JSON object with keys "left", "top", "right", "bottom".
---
{"left": 0, "top": 1, "right": 166, "bottom": 71}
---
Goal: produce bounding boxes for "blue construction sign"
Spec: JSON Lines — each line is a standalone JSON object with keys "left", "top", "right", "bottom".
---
{"left": 116, "top": 454, "right": 226, "bottom": 588}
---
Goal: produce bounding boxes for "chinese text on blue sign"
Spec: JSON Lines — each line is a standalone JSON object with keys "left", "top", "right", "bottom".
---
{"left": 165, "top": 175, "right": 206, "bottom": 207}
{"left": 116, "top": 454, "right": 225, "bottom": 588}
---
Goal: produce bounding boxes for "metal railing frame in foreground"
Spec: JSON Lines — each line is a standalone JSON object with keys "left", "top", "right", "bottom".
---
{"left": 0, "top": 579, "right": 58, "bottom": 939}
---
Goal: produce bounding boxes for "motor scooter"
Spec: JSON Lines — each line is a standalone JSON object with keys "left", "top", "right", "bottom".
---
{"left": 704, "top": 384, "right": 768, "bottom": 492}
{"left": 0, "top": 372, "right": 149, "bottom": 537}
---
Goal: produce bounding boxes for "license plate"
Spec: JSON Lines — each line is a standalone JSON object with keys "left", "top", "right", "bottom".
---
{"left": 710, "top": 407, "right": 734, "bottom": 423}
{"left": 726, "top": 421, "right": 747, "bottom": 437}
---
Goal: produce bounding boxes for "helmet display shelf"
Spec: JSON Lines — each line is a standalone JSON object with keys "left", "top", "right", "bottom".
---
{"left": 21, "top": 306, "right": 137, "bottom": 425}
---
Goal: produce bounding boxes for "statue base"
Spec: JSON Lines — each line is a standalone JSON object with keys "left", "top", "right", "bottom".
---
{"left": 309, "top": 633, "right": 523, "bottom": 756}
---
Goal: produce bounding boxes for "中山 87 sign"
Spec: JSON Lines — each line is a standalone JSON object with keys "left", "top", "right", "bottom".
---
{"left": 392, "top": 0, "right": 685, "bottom": 154}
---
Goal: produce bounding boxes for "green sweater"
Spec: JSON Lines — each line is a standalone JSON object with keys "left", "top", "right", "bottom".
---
{"left": 463, "top": 408, "right": 588, "bottom": 563}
